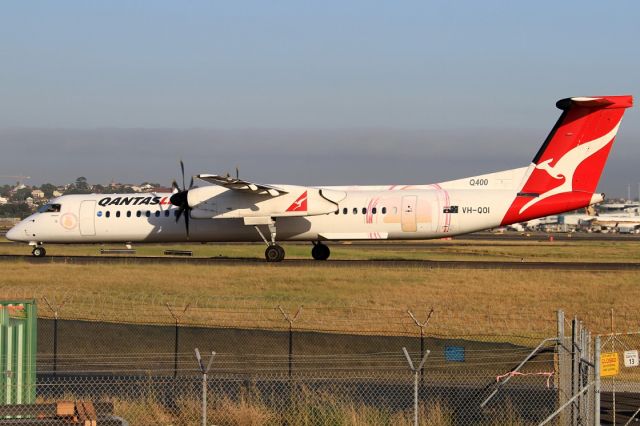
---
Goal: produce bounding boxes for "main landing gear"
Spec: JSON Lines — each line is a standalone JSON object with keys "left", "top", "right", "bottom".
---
{"left": 254, "top": 222, "right": 286, "bottom": 262}
{"left": 265, "top": 244, "right": 285, "bottom": 262}
{"left": 311, "top": 241, "right": 330, "bottom": 261}
{"left": 31, "top": 246, "right": 46, "bottom": 257}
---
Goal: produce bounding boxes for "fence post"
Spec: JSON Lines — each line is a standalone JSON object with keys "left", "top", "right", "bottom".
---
{"left": 572, "top": 316, "right": 579, "bottom": 426}
{"left": 166, "top": 303, "right": 190, "bottom": 378}
{"left": 407, "top": 308, "right": 434, "bottom": 385}
{"left": 43, "top": 297, "right": 68, "bottom": 376}
{"left": 557, "top": 310, "right": 567, "bottom": 425}
{"left": 278, "top": 305, "right": 302, "bottom": 378}
{"left": 402, "top": 347, "right": 430, "bottom": 426}
{"left": 594, "top": 336, "right": 600, "bottom": 426}
{"left": 194, "top": 348, "right": 215, "bottom": 426}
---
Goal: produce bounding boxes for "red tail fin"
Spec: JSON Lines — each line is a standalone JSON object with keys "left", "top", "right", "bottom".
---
{"left": 501, "top": 95, "right": 633, "bottom": 225}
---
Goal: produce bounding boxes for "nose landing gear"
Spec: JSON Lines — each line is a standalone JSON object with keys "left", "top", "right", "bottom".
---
{"left": 31, "top": 246, "right": 46, "bottom": 257}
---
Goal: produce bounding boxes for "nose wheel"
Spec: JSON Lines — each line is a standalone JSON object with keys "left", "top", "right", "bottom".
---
{"left": 32, "top": 246, "right": 46, "bottom": 257}
{"left": 311, "top": 241, "right": 330, "bottom": 260}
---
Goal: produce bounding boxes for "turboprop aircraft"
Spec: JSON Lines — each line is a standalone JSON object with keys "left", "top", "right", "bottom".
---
{"left": 6, "top": 95, "right": 633, "bottom": 261}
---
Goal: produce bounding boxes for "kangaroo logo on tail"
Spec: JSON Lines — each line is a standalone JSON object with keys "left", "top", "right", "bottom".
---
{"left": 519, "top": 122, "right": 621, "bottom": 214}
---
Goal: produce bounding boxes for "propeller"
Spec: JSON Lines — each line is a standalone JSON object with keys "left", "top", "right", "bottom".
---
{"left": 169, "top": 160, "right": 195, "bottom": 237}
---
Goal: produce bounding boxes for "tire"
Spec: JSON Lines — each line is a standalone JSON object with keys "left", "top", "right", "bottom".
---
{"left": 32, "top": 247, "right": 46, "bottom": 257}
{"left": 311, "top": 243, "right": 330, "bottom": 260}
{"left": 265, "top": 245, "right": 285, "bottom": 262}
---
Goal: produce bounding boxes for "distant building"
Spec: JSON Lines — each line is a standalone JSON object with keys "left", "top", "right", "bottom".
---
{"left": 31, "top": 189, "right": 45, "bottom": 199}
{"left": 52, "top": 190, "right": 63, "bottom": 197}
{"left": 0, "top": 196, "right": 7, "bottom": 205}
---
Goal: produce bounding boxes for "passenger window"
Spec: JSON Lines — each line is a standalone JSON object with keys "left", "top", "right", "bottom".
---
{"left": 116, "top": 211, "right": 121, "bottom": 218}
{"left": 155, "top": 211, "right": 160, "bottom": 217}
{"left": 165, "top": 210, "right": 170, "bottom": 217}
{"left": 136, "top": 211, "right": 141, "bottom": 217}
{"left": 127, "top": 211, "right": 131, "bottom": 218}
{"left": 105, "top": 211, "right": 110, "bottom": 218}
{"left": 343, "top": 208, "right": 347, "bottom": 215}
{"left": 372, "top": 207, "right": 377, "bottom": 214}
{"left": 362, "top": 207, "right": 367, "bottom": 214}
{"left": 382, "top": 207, "right": 387, "bottom": 214}
{"left": 97, "top": 211, "right": 103, "bottom": 217}
{"left": 145, "top": 211, "right": 151, "bottom": 218}
{"left": 353, "top": 208, "right": 358, "bottom": 214}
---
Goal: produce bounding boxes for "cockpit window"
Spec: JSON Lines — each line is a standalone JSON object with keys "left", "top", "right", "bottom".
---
{"left": 37, "top": 204, "right": 61, "bottom": 213}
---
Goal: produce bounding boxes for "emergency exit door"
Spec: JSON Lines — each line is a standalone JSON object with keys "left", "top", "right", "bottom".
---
{"left": 401, "top": 196, "right": 417, "bottom": 232}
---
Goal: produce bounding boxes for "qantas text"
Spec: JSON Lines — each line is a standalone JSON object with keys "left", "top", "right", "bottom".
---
{"left": 98, "top": 196, "right": 172, "bottom": 207}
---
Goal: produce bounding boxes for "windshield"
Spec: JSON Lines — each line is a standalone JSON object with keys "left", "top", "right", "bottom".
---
{"left": 37, "top": 203, "right": 61, "bottom": 213}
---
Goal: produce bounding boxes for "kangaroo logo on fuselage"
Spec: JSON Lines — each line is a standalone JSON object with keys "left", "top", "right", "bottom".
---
{"left": 519, "top": 123, "right": 620, "bottom": 214}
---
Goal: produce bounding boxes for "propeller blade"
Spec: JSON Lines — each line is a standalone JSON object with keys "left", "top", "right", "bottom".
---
{"left": 184, "top": 210, "right": 190, "bottom": 237}
{"left": 175, "top": 206, "right": 184, "bottom": 222}
{"left": 171, "top": 180, "right": 179, "bottom": 192}
{"left": 189, "top": 176, "right": 194, "bottom": 190}
{"left": 180, "top": 160, "right": 186, "bottom": 191}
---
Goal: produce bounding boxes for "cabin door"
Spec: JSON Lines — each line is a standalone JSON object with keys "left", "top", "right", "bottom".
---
{"left": 401, "top": 196, "right": 417, "bottom": 232}
{"left": 79, "top": 200, "right": 96, "bottom": 236}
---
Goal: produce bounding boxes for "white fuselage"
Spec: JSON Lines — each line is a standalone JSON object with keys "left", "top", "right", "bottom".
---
{"left": 6, "top": 168, "right": 529, "bottom": 245}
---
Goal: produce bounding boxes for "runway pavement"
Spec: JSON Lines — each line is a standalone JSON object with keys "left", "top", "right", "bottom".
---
{"left": 1, "top": 253, "right": 639, "bottom": 271}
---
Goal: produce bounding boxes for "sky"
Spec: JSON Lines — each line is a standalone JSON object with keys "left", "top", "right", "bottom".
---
{"left": 0, "top": 1, "right": 639, "bottom": 196}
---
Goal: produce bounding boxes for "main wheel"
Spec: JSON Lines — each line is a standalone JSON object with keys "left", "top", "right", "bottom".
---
{"left": 32, "top": 246, "right": 46, "bottom": 257}
{"left": 265, "top": 245, "right": 285, "bottom": 262}
{"left": 311, "top": 242, "right": 330, "bottom": 260}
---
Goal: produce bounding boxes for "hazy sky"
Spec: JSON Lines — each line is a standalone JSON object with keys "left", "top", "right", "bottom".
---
{"left": 1, "top": 1, "right": 639, "bottom": 196}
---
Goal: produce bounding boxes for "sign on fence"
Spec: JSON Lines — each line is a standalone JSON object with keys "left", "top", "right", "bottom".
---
{"left": 624, "top": 350, "right": 639, "bottom": 368}
{"left": 444, "top": 346, "right": 465, "bottom": 362}
{"left": 601, "top": 352, "right": 620, "bottom": 377}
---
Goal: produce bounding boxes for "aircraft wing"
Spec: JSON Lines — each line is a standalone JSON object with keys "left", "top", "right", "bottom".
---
{"left": 197, "top": 174, "right": 288, "bottom": 196}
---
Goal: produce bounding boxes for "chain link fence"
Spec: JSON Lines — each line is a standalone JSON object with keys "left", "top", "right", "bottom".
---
{"left": 0, "top": 291, "right": 631, "bottom": 425}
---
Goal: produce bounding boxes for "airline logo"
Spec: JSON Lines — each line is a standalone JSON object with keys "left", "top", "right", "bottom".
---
{"left": 286, "top": 191, "right": 308, "bottom": 212}
{"left": 519, "top": 122, "right": 620, "bottom": 214}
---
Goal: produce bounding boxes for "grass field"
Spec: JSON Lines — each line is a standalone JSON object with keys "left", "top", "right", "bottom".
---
{"left": 1, "top": 255, "right": 639, "bottom": 337}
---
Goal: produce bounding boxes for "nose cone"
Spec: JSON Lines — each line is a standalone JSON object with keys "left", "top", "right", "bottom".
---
{"left": 6, "top": 223, "right": 25, "bottom": 242}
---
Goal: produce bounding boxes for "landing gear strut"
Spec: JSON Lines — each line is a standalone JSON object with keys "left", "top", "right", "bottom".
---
{"left": 32, "top": 246, "right": 46, "bottom": 257}
{"left": 254, "top": 221, "right": 285, "bottom": 262}
{"left": 311, "top": 241, "right": 330, "bottom": 260}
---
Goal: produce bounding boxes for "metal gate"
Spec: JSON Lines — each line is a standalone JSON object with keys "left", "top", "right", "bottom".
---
{"left": 79, "top": 200, "right": 96, "bottom": 236}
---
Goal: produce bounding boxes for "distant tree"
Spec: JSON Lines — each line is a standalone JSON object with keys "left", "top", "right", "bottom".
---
{"left": 13, "top": 187, "right": 32, "bottom": 201}
{"left": 39, "top": 183, "right": 57, "bottom": 198}
{"left": 75, "top": 176, "right": 89, "bottom": 190}
{"left": 0, "top": 203, "right": 33, "bottom": 218}
{"left": 93, "top": 184, "right": 106, "bottom": 193}
{"left": 0, "top": 185, "right": 10, "bottom": 197}
{"left": 66, "top": 176, "right": 92, "bottom": 194}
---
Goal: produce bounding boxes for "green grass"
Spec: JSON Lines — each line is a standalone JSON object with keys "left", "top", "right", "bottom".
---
{"left": 2, "top": 236, "right": 640, "bottom": 262}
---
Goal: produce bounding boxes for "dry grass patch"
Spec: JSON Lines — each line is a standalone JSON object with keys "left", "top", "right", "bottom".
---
{"left": 1, "top": 261, "right": 639, "bottom": 336}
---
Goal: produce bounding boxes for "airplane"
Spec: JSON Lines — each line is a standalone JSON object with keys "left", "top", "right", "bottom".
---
{"left": 6, "top": 95, "right": 633, "bottom": 261}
